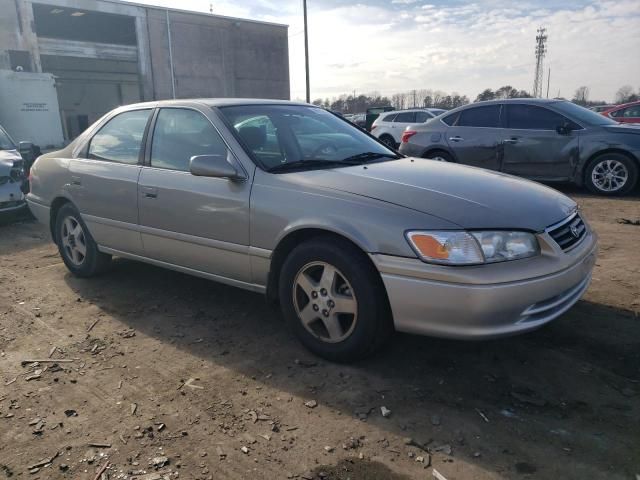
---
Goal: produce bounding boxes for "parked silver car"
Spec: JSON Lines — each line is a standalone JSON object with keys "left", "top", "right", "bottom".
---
{"left": 399, "top": 99, "right": 640, "bottom": 196}
{"left": 0, "top": 125, "right": 28, "bottom": 217}
{"left": 27, "top": 99, "right": 598, "bottom": 361}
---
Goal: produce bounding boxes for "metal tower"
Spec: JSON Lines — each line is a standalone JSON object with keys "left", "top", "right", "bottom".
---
{"left": 533, "top": 27, "right": 547, "bottom": 98}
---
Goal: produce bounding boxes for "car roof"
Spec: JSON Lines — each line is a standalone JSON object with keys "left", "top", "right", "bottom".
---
{"left": 604, "top": 100, "right": 640, "bottom": 112}
{"left": 118, "top": 98, "right": 313, "bottom": 110}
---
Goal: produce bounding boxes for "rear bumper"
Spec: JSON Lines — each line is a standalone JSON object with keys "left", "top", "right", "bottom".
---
{"left": 25, "top": 196, "right": 50, "bottom": 225}
{"left": 373, "top": 233, "right": 598, "bottom": 339}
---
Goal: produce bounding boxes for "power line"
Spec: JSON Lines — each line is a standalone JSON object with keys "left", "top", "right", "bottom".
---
{"left": 532, "top": 27, "right": 547, "bottom": 98}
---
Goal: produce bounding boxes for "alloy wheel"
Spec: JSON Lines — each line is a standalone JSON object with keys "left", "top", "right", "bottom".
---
{"left": 61, "top": 216, "right": 87, "bottom": 266}
{"left": 591, "top": 159, "right": 629, "bottom": 192}
{"left": 292, "top": 261, "right": 358, "bottom": 343}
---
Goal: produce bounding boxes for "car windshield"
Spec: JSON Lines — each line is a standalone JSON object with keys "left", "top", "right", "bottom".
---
{"left": 219, "top": 105, "right": 399, "bottom": 172}
{"left": 0, "top": 126, "right": 16, "bottom": 150}
{"left": 552, "top": 101, "right": 618, "bottom": 126}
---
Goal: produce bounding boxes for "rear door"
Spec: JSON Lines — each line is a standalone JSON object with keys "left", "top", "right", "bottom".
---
{"left": 615, "top": 104, "right": 640, "bottom": 124}
{"left": 69, "top": 108, "right": 152, "bottom": 254}
{"left": 138, "top": 106, "right": 253, "bottom": 283}
{"left": 390, "top": 111, "right": 416, "bottom": 143}
{"left": 501, "top": 103, "right": 579, "bottom": 179}
{"left": 444, "top": 104, "right": 502, "bottom": 171}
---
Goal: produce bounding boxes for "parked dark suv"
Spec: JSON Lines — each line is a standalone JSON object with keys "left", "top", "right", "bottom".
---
{"left": 399, "top": 99, "right": 640, "bottom": 196}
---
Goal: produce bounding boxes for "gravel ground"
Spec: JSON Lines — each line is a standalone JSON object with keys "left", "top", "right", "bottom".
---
{"left": 0, "top": 188, "right": 638, "bottom": 480}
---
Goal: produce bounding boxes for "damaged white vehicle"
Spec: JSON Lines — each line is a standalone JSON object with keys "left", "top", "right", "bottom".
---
{"left": 0, "top": 125, "right": 28, "bottom": 216}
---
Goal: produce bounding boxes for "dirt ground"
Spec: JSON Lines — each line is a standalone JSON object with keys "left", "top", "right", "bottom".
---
{"left": 0, "top": 187, "right": 639, "bottom": 480}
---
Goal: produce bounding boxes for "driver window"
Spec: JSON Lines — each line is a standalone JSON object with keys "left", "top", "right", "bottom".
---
{"left": 151, "top": 108, "right": 227, "bottom": 172}
{"left": 87, "top": 109, "right": 151, "bottom": 164}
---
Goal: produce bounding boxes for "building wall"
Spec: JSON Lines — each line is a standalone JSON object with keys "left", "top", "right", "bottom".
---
{"left": 0, "top": 0, "right": 290, "bottom": 144}
{"left": 146, "top": 9, "right": 289, "bottom": 100}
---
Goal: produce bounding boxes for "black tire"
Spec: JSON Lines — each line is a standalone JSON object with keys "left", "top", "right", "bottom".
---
{"left": 584, "top": 153, "right": 638, "bottom": 196}
{"left": 423, "top": 150, "right": 454, "bottom": 162}
{"left": 379, "top": 135, "right": 397, "bottom": 149}
{"left": 54, "top": 203, "right": 111, "bottom": 277}
{"left": 279, "top": 237, "right": 393, "bottom": 362}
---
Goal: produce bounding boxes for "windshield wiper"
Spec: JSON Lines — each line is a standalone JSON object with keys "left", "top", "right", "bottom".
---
{"left": 268, "top": 159, "right": 362, "bottom": 173}
{"left": 340, "top": 151, "right": 400, "bottom": 163}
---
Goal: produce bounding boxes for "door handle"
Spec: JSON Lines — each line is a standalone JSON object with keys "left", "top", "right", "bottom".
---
{"left": 141, "top": 186, "right": 158, "bottom": 199}
{"left": 503, "top": 138, "right": 519, "bottom": 144}
{"left": 449, "top": 136, "right": 464, "bottom": 142}
{"left": 70, "top": 176, "right": 81, "bottom": 186}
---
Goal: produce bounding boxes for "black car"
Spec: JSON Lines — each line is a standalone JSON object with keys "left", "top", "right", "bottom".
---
{"left": 399, "top": 99, "right": 640, "bottom": 196}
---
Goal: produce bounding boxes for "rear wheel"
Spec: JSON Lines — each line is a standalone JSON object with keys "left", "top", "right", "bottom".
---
{"left": 55, "top": 203, "right": 111, "bottom": 277}
{"left": 585, "top": 153, "right": 638, "bottom": 196}
{"left": 379, "top": 134, "right": 396, "bottom": 149}
{"left": 424, "top": 150, "right": 454, "bottom": 162}
{"left": 279, "top": 237, "right": 393, "bottom": 362}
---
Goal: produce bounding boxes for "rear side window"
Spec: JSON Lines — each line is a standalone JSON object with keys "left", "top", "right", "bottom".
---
{"left": 623, "top": 105, "right": 640, "bottom": 117}
{"left": 394, "top": 112, "right": 416, "bottom": 123}
{"left": 442, "top": 112, "right": 459, "bottom": 126}
{"left": 507, "top": 104, "right": 570, "bottom": 130}
{"left": 88, "top": 109, "right": 151, "bottom": 164}
{"left": 456, "top": 105, "right": 501, "bottom": 128}
{"left": 415, "top": 111, "right": 432, "bottom": 123}
{"left": 381, "top": 113, "right": 397, "bottom": 122}
{"left": 151, "top": 108, "right": 227, "bottom": 172}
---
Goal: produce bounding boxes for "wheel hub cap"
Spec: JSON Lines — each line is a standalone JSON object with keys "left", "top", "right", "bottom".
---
{"left": 592, "top": 159, "right": 628, "bottom": 192}
{"left": 61, "top": 216, "right": 87, "bottom": 266}
{"left": 293, "top": 262, "right": 358, "bottom": 343}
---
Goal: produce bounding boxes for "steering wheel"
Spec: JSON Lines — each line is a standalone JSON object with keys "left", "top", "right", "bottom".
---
{"left": 310, "top": 142, "right": 338, "bottom": 159}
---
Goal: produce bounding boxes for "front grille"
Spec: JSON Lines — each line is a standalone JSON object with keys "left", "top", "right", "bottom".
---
{"left": 547, "top": 213, "right": 586, "bottom": 251}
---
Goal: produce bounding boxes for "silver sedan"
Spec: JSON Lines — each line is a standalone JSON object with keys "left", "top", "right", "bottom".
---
{"left": 27, "top": 99, "right": 597, "bottom": 362}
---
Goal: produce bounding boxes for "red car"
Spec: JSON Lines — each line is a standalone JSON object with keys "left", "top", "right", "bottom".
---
{"left": 601, "top": 100, "right": 640, "bottom": 124}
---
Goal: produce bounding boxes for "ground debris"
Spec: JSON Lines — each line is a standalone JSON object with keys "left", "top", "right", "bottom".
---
{"left": 304, "top": 400, "right": 318, "bottom": 408}
{"left": 27, "top": 451, "right": 59, "bottom": 470}
{"left": 151, "top": 456, "right": 169, "bottom": 468}
{"left": 433, "top": 468, "right": 448, "bottom": 480}
{"left": 617, "top": 218, "right": 640, "bottom": 226}
{"left": 380, "top": 406, "right": 392, "bottom": 418}
{"left": 511, "top": 389, "right": 547, "bottom": 407}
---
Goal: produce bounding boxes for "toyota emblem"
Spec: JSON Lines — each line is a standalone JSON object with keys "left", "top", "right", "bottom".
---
{"left": 570, "top": 225, "right": 580, "bottom": 238}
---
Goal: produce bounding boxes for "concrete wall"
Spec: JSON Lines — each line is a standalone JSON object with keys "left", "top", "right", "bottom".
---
{"left": 146, "top": 9, "right": 289, "bottom": 100}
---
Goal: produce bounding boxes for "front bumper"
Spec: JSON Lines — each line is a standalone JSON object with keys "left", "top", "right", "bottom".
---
{"left": 373, "top": 231, "right": 598, "bottom": 339}
{"left": 0, "top": 183, "right": 26, "bottom": 213}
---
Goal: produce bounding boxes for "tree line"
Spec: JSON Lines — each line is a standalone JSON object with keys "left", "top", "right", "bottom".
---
{"left": 313, "top": 84, "right": 639, "bottom": 114}
{"left": 572, "top": 85, "right": 639, "bottom": 107}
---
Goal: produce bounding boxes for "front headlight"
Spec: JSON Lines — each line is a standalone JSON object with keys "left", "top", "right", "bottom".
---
{"left": 406, "top": 230, "right": 539, "bottom": 265}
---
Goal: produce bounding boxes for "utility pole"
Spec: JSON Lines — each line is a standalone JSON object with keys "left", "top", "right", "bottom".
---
{"left": 303, "top": 0, "right": 310, "bottom": 103}
{"left": 546, "top": 67, "right": 551, "bottom": 99}
{"left": 532, "top": 27, "right": 547, "bottom": 98}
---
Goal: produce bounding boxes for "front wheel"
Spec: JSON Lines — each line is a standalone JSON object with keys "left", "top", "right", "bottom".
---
{"left": 424, "top": 150, "right": 454, "bottom": 162}
{"left": 279, "top": 238, "right": 393, "bottom": 362}
{"left": 585, "top": 153, "right": 638, "bottom": 196}
{"left": 55, "top": 203, "right": 111, "bottom": 277}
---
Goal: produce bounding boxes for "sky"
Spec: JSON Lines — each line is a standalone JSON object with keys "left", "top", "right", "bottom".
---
{"left": 126, "top": 0, "right": 640, "bottom": 103}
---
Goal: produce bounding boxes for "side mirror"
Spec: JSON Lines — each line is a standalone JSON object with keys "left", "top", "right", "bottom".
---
{"left": 555, "top": 124, "right": 571, "bottom": 135}
{"left": 18, "top": 141, "right": 34, "bottom": 154}
{"left": 190, "top": 153, "right": 245, "bottom": 181}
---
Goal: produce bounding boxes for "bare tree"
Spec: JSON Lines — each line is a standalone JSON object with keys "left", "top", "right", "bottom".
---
{"left": 572, "top": 86, "right": 590, "bottom": 106}
{"left": 616, "top": 85, "right": 636, "bottom": 104}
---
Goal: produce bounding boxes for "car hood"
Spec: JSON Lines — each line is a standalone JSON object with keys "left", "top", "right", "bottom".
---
{"left": 298, "top": 158, "right": 576, "bottom": 231}
{"left": 602, "top": 123, "right": 640, "bottom": 134}
{"left": 0, "top": 149, "right": 21, "bottom": 174}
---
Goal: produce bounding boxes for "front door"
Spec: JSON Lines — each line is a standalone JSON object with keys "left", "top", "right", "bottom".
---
{"left": 69, "top": 108, "right": 152, "bottom": 254}
{"left": 445, "top": 104, "right": 502, "bottom": 171}
{"left": 501, "top": 103, "right": 578, "bottom": 180}
{"left": 138, "top": 107, "right": 253, "bottom": 283}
